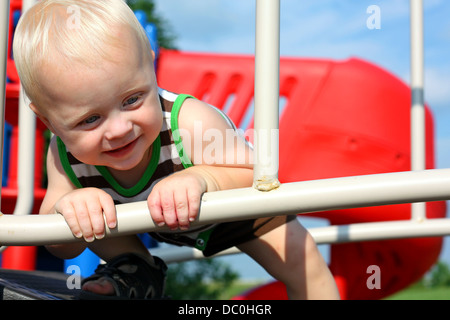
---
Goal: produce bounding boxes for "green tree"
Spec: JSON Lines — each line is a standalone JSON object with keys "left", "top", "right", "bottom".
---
{"left": 428, "top": 261, "right": 450, "bottom": 287}
{"left": 165, "top": 259, "right": 239, "bottom": 300}
{"left": 126, "top": 0, "right": 177, "bottom": 49}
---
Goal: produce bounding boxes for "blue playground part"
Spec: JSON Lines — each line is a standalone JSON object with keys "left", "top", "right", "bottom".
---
{"left": 2, "top": 122, "right": 12, "bottom": 187}
{"left": 64, "top": 249, "right": 100, "bottom": 279}
{"left": 134, "top": 10, "right": 159, "bottom": 59}
{"left": 144, "top": 23, "right": 159, "bottom": 56}
{"left": 138, "top": 233, "right": 159, "bottom": 248}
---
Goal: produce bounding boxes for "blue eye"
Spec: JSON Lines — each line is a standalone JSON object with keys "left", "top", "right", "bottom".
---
{"left": 124, "top": 95, "right": 140, "bottom": 106}
{"left": 84, "top": 115, "right": 100, "bottom": 124}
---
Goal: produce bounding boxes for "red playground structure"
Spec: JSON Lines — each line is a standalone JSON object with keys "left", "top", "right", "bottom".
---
{"left": 156, "top": 49, "right": 446, "bottom": 299}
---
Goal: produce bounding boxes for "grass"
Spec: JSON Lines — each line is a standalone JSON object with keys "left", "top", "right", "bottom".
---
{"left": 385, "top": 285, "right": 450, "bottom": 300}
{"left": 217, "top": 281, "right": 263, "bottom": 300}
{"left": 219, "top": 280, "right": 450, "bottom": 300}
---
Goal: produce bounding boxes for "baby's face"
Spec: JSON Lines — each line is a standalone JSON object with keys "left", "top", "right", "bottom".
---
{"left": 33, "top": 33, "right": 163, "bottom": 172}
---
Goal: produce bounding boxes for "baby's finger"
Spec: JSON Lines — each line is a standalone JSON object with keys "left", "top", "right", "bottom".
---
{"left": 55, "top": 200, "right": 82, "bottom": 239}
{"left": 148, "top": 191, "right": 165, "bottom": 227}
{"left": 174, "top": 190, "right": 190, "bottom": 230}
{"left": 98, "top": 192, "right": 117, "bottom": 230}
{"left": 73, "top": 201, "right": 95, "bottom": 242}
{"left": 86, "top": 201, "right": 107, "bottom": 240}
{"left": 159, "top": 190, "right": 178, "bottom": 230}
{"left": 187, "top": 188, "right": 201, "bottom": 224}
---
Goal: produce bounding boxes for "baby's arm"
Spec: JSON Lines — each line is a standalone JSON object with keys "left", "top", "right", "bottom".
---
{"left": 40, "top": 138, "right": 117, "bottom": 259}
{"left": 148, "top": 98, "right": 253, "bottom": 230}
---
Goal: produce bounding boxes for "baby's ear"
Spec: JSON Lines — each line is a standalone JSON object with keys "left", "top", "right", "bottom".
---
{"left": 29, "top": 102, "right": 55, "bottom": 133}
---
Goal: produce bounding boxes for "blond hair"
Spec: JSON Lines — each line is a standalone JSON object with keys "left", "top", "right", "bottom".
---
{"left": 13, "top": 0, "right": 152, "bottom": 105}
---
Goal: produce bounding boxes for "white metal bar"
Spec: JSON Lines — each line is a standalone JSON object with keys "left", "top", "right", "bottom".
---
{"left": 0, "top": 0, "right": 10, "bottom": 209}
{"left": 151, "top": 246, "right": 240, "bottom": 264}
{"left": 253, "top": 0, "right": 281, "bottom": 191}
{"left": 410, "top": 0, "right": 426, "bottom": 221}
{"left": 1, "top": 168, "right": 450, "bottom": 246}
{"left": 152, "top": 216, "right": 450, "bottom": 263}
{"left": 311, "top": 218, "right": 450, "bottom": 243}
{"left": 410, "top": 0, "right": 425, "bottom": 170}
{"left": 0, "top": 0, "right": 39, "bottom": 254}
{"left": 13, "top": 0, "right": 38, "bottom": 217}
{"left": 13, "top": 92, "right": 35, "bottom": 216}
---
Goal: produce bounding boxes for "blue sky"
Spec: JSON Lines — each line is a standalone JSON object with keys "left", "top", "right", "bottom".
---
{"left": 153, "top": 0, "right": 450, "bottom": 280}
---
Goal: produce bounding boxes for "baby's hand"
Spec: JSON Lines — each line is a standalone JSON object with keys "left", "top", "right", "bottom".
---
{"left": 147, "top": 169, "right": 207, "bottom": 231}
{"left": 54, "top": 188, "right": 116, "bottom": 242}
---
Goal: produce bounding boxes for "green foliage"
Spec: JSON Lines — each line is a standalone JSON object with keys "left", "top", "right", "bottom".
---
{"left": 126, "top": 0, "right": 177, "bottom": 49}
{"left": 402, "top": 260, "right": 450, "bottom": 292}
{"left": 427, "top": 261, "right": 450, "bottom": 287}
{"left": 165, "top": 259, "right": 239, "bottom": 300}
{"left": 386, "top": 285, "right": 450, "bottom": 300}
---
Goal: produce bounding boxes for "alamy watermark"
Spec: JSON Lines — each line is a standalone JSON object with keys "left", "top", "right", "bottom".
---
{"left": 173, "top": 122, "right": 279, "bottom": 176}
{"left": 367, "top": 5, "right": 381, "bottom": 30}
{"left": 33, "top": 4, "right": 81, "bottom": 30}
{"left": 66, "top": 5, "right": 81, "bottom": 30}
{"left": 66, "top": 265, "right": 81, "bottom": 289}
{"left": 366, "top": 265, "right": 381, "bottom": 290}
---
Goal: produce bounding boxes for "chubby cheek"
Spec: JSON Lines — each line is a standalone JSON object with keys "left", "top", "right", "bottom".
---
{"left": 62, "top": 134, "right": 104, "bottom": 165}
{"left": 140, "top": 103, "right": 164, "bottom": 140}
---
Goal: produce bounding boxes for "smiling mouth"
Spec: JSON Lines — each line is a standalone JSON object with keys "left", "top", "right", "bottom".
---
{"left": 106, "top": 139, "right": 138, "bottom": 157}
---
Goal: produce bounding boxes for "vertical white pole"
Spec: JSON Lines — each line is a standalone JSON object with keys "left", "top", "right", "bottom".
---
{"left": 15, "top": 86, "right": 36, "bottom": 217}
{"left": 0, "top": 0, "right": 11, "bottom": 209}
{"left": 253, "top": 0, "right": 281, "bottom": 191}
{"left": 410, "top": 0, "right": 426, "bottom": 221}
{"left": 14, "top": 0, "right": 38, "bottom": 217}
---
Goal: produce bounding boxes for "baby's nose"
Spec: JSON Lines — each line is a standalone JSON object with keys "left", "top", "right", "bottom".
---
{"left": 104, "top": 113, "right": 133, "bottom": 140}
